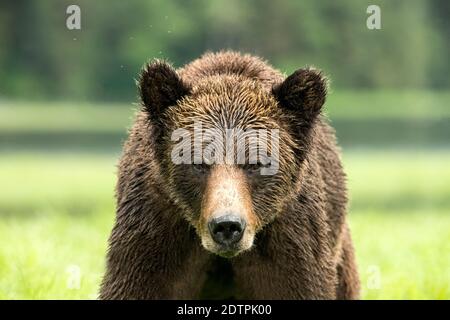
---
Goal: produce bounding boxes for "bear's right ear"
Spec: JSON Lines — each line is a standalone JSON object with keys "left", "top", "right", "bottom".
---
{"left": 138, "top": 60, "right": 190, "bottom": 122}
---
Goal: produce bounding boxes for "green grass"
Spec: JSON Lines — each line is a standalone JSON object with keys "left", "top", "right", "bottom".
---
{"left": 0, "top": 154, "right": 116, "bottom": 299}
{"left": 2, "top": 90, "right": 450, "bottom": 133}
{"left": 351, "top": 210, "right": 450, "bottom": 300}
{"left": 326, "top": 90, "right": 450, "bottom": 120}
{"left": 0, "top": 100, "right": 135, "bottom": 134}
{"left": 0, "top": 151, "right": 449, "bottom": 299}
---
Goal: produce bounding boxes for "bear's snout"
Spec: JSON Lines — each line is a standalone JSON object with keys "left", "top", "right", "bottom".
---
{"left": 199, "top": 166, "right": 257, "bottom": 257}
{"left": 208, "top": 214, "right": 246, "bottom": 248}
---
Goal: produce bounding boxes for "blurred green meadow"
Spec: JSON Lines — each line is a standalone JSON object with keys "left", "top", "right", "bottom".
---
{"left": 1, "top": 91, "right": 449, "bottom": 300}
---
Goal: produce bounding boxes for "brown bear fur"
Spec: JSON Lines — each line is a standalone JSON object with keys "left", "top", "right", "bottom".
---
{"left": 99, "top": 51, "right": 360, "bottom": 299}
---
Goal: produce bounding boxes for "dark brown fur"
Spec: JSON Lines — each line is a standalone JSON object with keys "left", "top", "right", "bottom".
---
{"left": 99, "top": 51, "right": 360, "bottom": 299}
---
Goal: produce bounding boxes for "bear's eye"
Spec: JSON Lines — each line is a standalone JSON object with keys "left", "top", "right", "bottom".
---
{"left": 191, "top": 163, "right": 210, "bottom": 174}
{"left": 243, "top": 159, "right": 272, "bottom": 176}
{"left": 243, "top": 162, "right": 264, "bottom": 175}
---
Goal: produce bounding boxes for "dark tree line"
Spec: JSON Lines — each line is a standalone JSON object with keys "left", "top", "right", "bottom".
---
{"left": 0, "top": 0, "right": 448, "bottom": 101}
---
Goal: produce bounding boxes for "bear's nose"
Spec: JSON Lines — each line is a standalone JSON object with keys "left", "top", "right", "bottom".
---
{"left": 208, "top": 214, "right": 246, "bottom": 246}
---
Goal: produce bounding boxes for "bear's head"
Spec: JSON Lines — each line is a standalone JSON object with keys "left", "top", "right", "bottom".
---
{"left": 138, "top": 60, "right": 327, "bottom": 258}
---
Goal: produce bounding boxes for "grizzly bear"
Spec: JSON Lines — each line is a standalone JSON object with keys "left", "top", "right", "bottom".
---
{"left": 99, "top": 51, "right": 360, "bottom": 299}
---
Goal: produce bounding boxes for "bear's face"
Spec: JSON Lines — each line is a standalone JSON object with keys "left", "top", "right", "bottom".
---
{"left": 139, "top": 61, "right": 327, "bottom": 258}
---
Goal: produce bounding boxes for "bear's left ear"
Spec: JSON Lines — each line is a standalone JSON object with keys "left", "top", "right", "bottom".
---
{"left": 138, "top": 60, "right": 190, "bottom": 123}
{"left": 273, "top": 68, "right": 328, "bottom": 124}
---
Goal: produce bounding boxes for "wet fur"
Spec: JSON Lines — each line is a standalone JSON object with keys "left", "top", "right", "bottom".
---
{"left": 99, "top": 51, "right": 360, "bottom": 299}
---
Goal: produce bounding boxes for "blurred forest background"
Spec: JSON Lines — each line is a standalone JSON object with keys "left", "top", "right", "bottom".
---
{"left": 0, "top": 0, "right": 449, "bottom": 100}
{"left": 0, "top": 0, "right": 449, "bottom": 299}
